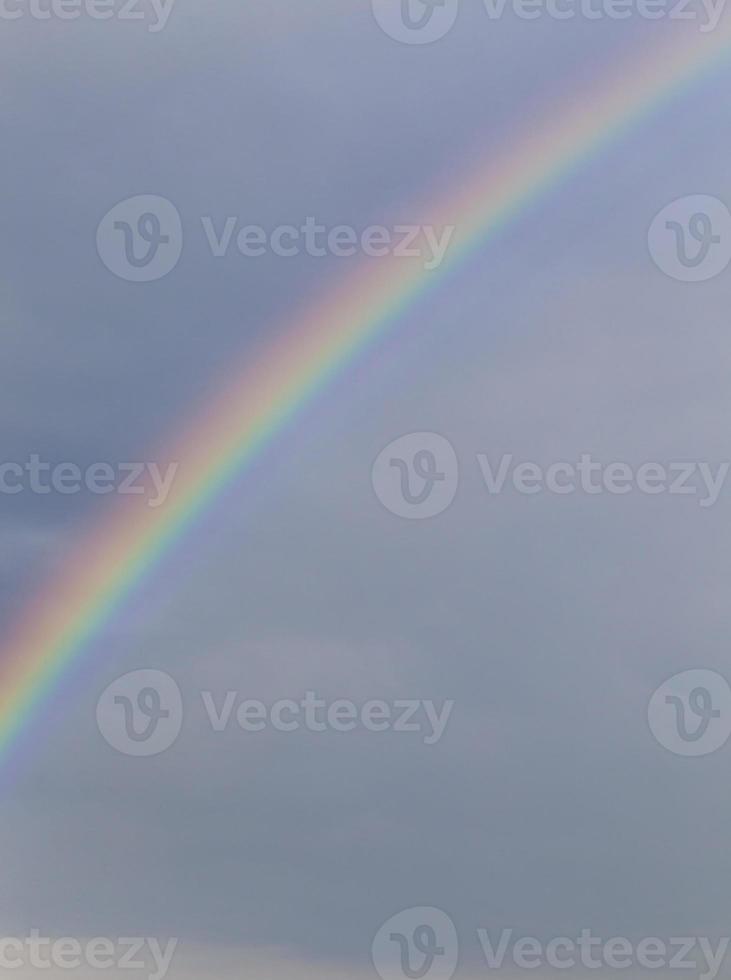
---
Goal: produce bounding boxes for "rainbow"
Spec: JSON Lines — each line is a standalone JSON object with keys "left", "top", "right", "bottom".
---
{"left": 1, "top": 23, "right": 730, "bottom": 766}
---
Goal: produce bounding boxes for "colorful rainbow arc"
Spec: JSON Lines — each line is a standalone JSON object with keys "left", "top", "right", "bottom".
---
{"left": 1, "top": 24, "right": 730, "bottom": 766}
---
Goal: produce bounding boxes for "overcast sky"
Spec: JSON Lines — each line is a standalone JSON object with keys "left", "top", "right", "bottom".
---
{"left": 1, "top": 2, "right": 731, "bottom": 979}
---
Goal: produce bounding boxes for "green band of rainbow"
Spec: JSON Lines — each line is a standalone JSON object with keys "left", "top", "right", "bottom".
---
{"left": 1, "top": 24, "right": 729, "bottom": 765}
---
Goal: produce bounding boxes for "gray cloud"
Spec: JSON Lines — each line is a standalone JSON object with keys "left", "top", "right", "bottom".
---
{"left": 1, "top": 2, "right": 731, "bottom": 978}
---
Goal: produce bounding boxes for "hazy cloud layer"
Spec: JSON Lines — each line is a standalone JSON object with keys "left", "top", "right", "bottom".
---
{"left": 1, "top": 2, "right": 731, "bottom": 979}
